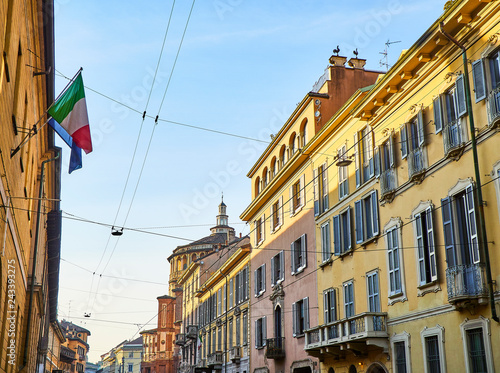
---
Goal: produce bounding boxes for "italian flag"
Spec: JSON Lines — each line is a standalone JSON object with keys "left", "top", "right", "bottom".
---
{"left": 48, "top": 72, "right": 92, "bottom": 154}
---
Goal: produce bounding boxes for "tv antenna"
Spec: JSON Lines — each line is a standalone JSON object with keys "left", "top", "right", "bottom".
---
{"left": 379, "top": 39, "right": 401, "bottom": 72}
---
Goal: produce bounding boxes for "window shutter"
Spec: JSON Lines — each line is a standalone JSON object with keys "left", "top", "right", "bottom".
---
{"left": 354, "top": 133, "right": 361, "bottom": 187}
{"left": 330, "top": 289, "right": 336, "bottom": 321}
{"left": 313, "top": 168, "right": 319, "bottom": 216}
{"left": 262, "top": 263, "right": 266, "bottom": 293}
{"left": 324, "top": 291, "right": 329, "bottom": 324}
{"left": 279, "top": 250, "right": 284, "bottom": 282}
{"left": 301, "top": 234, "right": 307, "bottom": 269}
{"left": 254, "top": 319, "right": 258, "bottom": 348}
{"left": 415, "top": 214, "right": 426, "bottom": 286}
{"left": 223, "top": 284, "right": 226, "bottom": 313}
{"left": 270, "top": 205, "right": 274, "bottom": 232}
{"left": 271, "top": 256, "right": 276, "bottom": 286}
{"left": 289, "top": 185, "right": 295, "bottom": 217}
{"left": 441, "top": 196, "right": 457, "bottom": 267}
{"left": 371, "top": 190, "right": 379, "bottom": 236}
{"left": 426, "top": 207, "right": 437, "bottom": 281}
{"left": 456, "top": 74, "right": 467, "bottom": 117}
{"left": 374, "top": 146, "right": 381, "bottom": 177}
{"left": 322, "top": 163, "right": 329, "bottom": 211}
{"left": 279, "top": 196, "right": 283, "bottom": 227}
{"left": 333, "top": 214, "right": 340, "bottom": 256}
{"left": 368, "top": 128, "right": 375, "bottom": 177}
{"left": 354, "top": 200, "right": 364, "bottom": 244}
{"left": 292, "top": 302, "right": 297, "bottom": 337}
{"left": 400, "top": 124, "right": 408, "bottom": 159}
{"left": 262, "top": 215, "right": 265, "bottom": 241}
{"left": 346, "top": 207, "right": 352, "bottom": 251}
{"left": 300, "top": 174, "right": 305, "bottom": 207}
{"left": 254, "top": 269, "right": 258, "bottom": 296}
{"left": 304, "top": 297, "right": 310, "bottom": 330}
{"left": 465, "top": 185, "right": 480, "bottom": 264}
{"left": 389, "top": 132, "right": 396, "bottom": 168}
{"left": 263, "top": 316, "right": 267, "bottom": 346}
{"left": 433, "top": 96, "right": 443, "bottom": 134}
{"left": 253, "top": 220, "right": 258, "bottom": 245}
{"left": 229, "top": 278, "right": 233, "bottom": 308}
{"left": 472, "top": 59, "right": 487, "bottom": 103}
{"left": 291, "top": 241, "right": 296, "bottom": 274}
{"left": 417, "top": 110, "right": 425, "bottom": 147}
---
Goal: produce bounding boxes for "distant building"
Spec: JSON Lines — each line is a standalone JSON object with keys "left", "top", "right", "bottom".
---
{"left": 100, "top": 337, "right": 143, "bottom": 373}
{"left": 60, "top": 320, "right": 92, "bottom": 373}
{"left": 85, "top": 361, "right": 99, "bottom": 373}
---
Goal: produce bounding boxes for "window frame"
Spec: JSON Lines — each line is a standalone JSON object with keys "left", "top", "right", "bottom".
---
{"left": 271, "top": 250, "right": 284, "bottom": 287}
{"left": 254, "top": 264, "right": 266, "bottom": 297}
{"left": 314, "top": 163, "right": 329, "bottom": 216}
{"left": 391, "top": 332, "right": 411, "bottom": 373}
{"left": 290, "top": 175, "right": 306, "bottom": 216}
{"left": 333, "top": 206, "right": 352, "bottom": 256}
{"left": 338, "top": 144, "right": 349, "bottom": 199}
{"left": 354, "top": 190, "right": 379, "bottom": 245}
{"left": 291, "top": 234, "right": 307, "bottom": 275}
{"left": 323, "top": 288, "right": 337, "bottom": 324}
{"left": 254, "top": 316, "right": 267, "bottom": 349}
{"left": 292, "top": 297, "right": 309, "bottom": 337}
{"left": 384, "top": 218, "right": 407, "bottom": 304}
{"left": 412, "top": 201, "right": 438, "bottom": 289}
{"left": 420, "top": 325, "right": 447, "bottom": 373}
{"left": 460, "top": 317, "right": 494, "bottom": 373}
{"left": 254, "top": 215, "right": 265, "bottom": 246}
{"left": 366, "top": 270, "right": 380, "bottom": 313}
{"left": 320, "top": 220, "right": 332, "bottom": 263}
{"left": 343, "top": 280, "right": 355, "bottom": 319}
{"left": 270, "top": 196, "right": 283, "bottom": 233}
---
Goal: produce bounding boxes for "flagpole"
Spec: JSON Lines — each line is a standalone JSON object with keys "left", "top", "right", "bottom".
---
{"left": 10, "top": 67, "right": 83, "bottom": 158}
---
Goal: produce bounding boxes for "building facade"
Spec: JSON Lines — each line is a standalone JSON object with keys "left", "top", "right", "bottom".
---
{"left": 0, "top": 0, "right": 61, "bottom": 372}
{"left": 99, "top": 337, "right": 142, "bottom": 373}
{"left": 240, "top": 52, "right": 380, "bottom": 373}
{"left": 60, "top": 321, "right": 91, "bottom": 373}
{"left": 303, "top": 1, "right": 500, "bottom": 373}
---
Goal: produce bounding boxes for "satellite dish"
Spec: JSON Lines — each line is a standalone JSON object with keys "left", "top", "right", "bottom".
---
{"left": 315, "top": 110, "right": 321, "bottom": 118}
{"left": 314, "top": 99, "right": 321, "bottom": 106}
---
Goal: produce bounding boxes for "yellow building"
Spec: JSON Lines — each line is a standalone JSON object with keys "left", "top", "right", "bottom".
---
{"left": 60, "top": 320, "right": 91, "bottom": 373}
{"left": 99, "top": 337, "right": 143, "bottom": 373}
{"left": 0, "top": 0, "right": 61, "bottom": 372}
{"left": 195, "top": 237, "right": 251, "bottom": 373}
{"left": 303, "top": 1, "right": 500, "bottom": 373}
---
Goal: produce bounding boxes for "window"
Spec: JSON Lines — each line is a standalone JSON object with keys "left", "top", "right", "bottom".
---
{"left": 229, "top": 319, "right": 233, "bottom": 348}
{"left": 218, "top": 326, "right": 222, "bottom": 351}
{"left": 343, "top": 281, "right": 354, "bottom": 318}
{"left": 291, "top": 234, "right": 307, "bottom": 275}
{"left": 254, "top": 264, "right": 265, "bottom": 297}
{"left": 242, "top": 312, "right": 248, "bottom": 345}
{"left": 391, "top": 332, "right": 411, "bottom": 373}
{"left": 218, "top": 288, "right": 222, "bottom": 316}
{"left": 271, "top": 251, "right": 284, "bottom": 286}
{"left": 129, "top": 352, "right": 134, "bottom": 358}
{"left": 254, "top": 215, "right": 265, "bottom": 245}
{"left": 421, "top": 326, "right": 446, "bottom": 373}
{"left": 290, "top": 175, "right": 305, "bottom": 216}
{"left": 323, "top": 288, "right": 336, "bottom": 324}
{"left": 338, "top": 145, "right": 349, "bottom": 199}
{"left": 236, "top": 316, "right": 241, "bottom": 347}
{"left": 460, "top": 317, "right": 494, "bottom": 373}
{"left": 354, "top": 190, "right": 379, "bottom": 244}
{"left": 414, "top": 207, "right": 437, "bottom": 286}
{"left": 386, "top": 226, "right": 402, "bottom": 297}
{"left": 270, "top": 197, "right": 283, "bottom": 232}
{"left": 229, "top": 278, "right": 233, "bottom": 308}
{"left": 471, "top": 50, "right": 500, "bottom": 125}
{"left": 235, "top": 267, "right": 249, "bottom": 304}
{"left": 366, "top": 271, "right": 380, "bottom": 312}
{"left": 333, "top": 207, "right": 352, "bottom": 255}
{"left": 378, "top": 134, "right": 397, "bottom": 195}
{"left": 223, "top": 284, "right": 226, "bottom": 313}
{"left": 401, "top": 110, "right": 426, "bottom": 178}
{"left": 128, "top": 364, "right": 133, "bottom": 372}
{"left": 320, "top": 221, "right": 331, "bottom": 263}
{"left": 255, "top": 316, "right": 267, "bottom": 348}
{"left": 313, "top": 163, "right": 329, "bottom": 216}
{"left": 292, "top": 297, "right": 309, "bottom": 337}
{"left": 354, "top": 126, "right": 374, "bottom": 187}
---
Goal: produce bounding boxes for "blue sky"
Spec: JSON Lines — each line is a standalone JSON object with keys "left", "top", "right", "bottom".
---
{"left": 54, "top": 0, "right": 446, "bottom": 361}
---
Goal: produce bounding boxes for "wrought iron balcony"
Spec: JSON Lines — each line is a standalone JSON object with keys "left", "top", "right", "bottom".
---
{"left": 229, "top": 346, "right": 241, "bottom": 363}
{"left": 197, "top": 359, "right": 206, "bottom": 368}
{"left": 408, "top": 147, "right": 425, "bottom": 182}
{"left": 380, "top": 168, "right": 397, "bottom": 200}
{"left": 265, "top": 337, "right": 285, "bottom": 360}
{"left": 175, "top": 333, "right": 186, "bottom": 346}
{"left": 186, "top": 325, "right": 198, "bottom": 339}
{"left": 443, "top": 120, "right": 465, "bottom": 158}
{"left": 487, "top": 87, "right": 500, "bottom": 127}
{"left": 446, "top": 263, "right": 488, "bottom": 303}
{"left": 207, "top": 352, "right": 223, "bottom": 368}
{"left": 305, "top": 312, "right": 389, "bottom": 358}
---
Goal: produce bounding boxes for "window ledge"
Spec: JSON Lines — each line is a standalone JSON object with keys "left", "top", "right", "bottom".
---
{"left": 319, "top": 257, "right": 333, "bottom": 268}
{"left": 291, "top": 204, "right": 304, "bottom": 217}
{"left": 270, "top": 224, "right": 283, "bottom": 235}
{"left": 388, "top": 292, "right": 407, "bottom": 306}
{"left": 254, "top": 290, "right": 265, "bottom": 298}
{"left": 291, "top": 266, "right": 305, "bottom": 276}
{"left": 294, "top": 333, "right": 305, "bottom": 339}
{"left": 357, "top": 235, "right": 379, "bottom": 247}
{"left": 417, "top": 281, "right": 441, "bottom": 297}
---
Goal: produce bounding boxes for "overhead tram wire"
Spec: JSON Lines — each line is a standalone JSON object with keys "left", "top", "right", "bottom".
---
{"left": 100, "top": 0, "right": 198, "bottom": 277}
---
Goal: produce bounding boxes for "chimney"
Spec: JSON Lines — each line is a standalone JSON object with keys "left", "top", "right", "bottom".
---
{"left": 329, "top": 55, "right": 347, "bottom": 67}
{"left": 348, "top": 57, "right": 366, "bottom": 69}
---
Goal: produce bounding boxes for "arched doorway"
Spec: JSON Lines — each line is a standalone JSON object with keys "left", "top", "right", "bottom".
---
{"left": 366, "top": 362, "right": 389, "bottom": 373}
{"left": 274, "top": 305, "right": 282, "bottom": 340}
{"left": 348, "top": 365, "right": 357, "bottom": 373}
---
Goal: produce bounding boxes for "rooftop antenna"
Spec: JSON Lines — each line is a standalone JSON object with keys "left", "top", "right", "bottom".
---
{"left": 379, "top": 39, "right": 401, "bottom": 72}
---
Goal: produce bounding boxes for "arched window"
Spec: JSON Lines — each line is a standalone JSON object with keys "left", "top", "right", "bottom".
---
{"left": 300, "top": 118, "right": 308, "bottom": 147}
{"left": 270, "top": 156, "right": 277, "bottom": 179}
{"left": 289, "top": 132, "right": 297, "bottom": 156}
{"left": 177, "top": 258, "right": 182, "bottom": 272}
{"left": 279, "top": 145, "right": 286, "bottom": 168}
{"left": 262, "top": 167, "right": 268, "bottom": 188}
{"left": 192, "top": 253, "right": 197, "bottom": 262}
{"left": 255, "top": 177, "right": 261, "bottom": 196}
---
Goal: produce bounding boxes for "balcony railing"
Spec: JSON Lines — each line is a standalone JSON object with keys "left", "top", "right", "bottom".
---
{"left": 197, "top": 359, "right": 206, "bottom": 368}
{"left": 380, "top": 168, "right": 397, "bottom": 198}
{"left": 207, "top": 352, "right": 223, "bottom": 367}
{"left": 265, "top": 337, "right": 285, "bottom": 360}
{"left": 186, "top": 325, "right": 198, "bottom": 339}
{"left": 305, "top": 312, "right": 388, "bottom": 355}
{"left": 229, "top": 346, "right": 241, "bottom": 363}
{"left": 488, "top": 87, "right": 500, "bottom": 126}
{"left": 446, "top": 263, "right": 488, "bottom": 303}
{"left": 175, "top": 333, "right": 186, "bottom": 346}
{"left": 443, "top": 119, "right": 465, "bottom": 158}
{"left": 408, "top": 147, "right": 425, "bottom": 181}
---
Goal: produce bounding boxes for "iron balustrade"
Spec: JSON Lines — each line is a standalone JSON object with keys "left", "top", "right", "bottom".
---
{"left": 488, "top": 87, "right": 500, "bottom": 125}
{"left": 265, "top": 337, "right": 286, "bottom": 359}
{"left": 446, "top": 263, "right": 488, "bottom": 302}
{"left": 207, "top": 352, "right": 223, "bottom": 366}
{"left": 443, "top": 119, "right": 464, "bottom": 157}
{"left": 408, "top": 147, "right": 425, "bottom": 180}
{"left": 380, "top": 168, "right": 397, "bottom": 197}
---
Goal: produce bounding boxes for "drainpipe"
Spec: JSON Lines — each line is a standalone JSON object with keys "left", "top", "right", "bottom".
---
{"left": 439, "top": 22, "right": 499, "bottom": 323}
{"left": 22, "top": 151, "right": 60, "bottom": 369}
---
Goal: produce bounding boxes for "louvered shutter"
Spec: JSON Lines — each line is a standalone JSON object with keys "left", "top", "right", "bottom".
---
{"left": 330, "top": 289, "right": 336, "bottom": 321}
{"left": 371, "top": 190, "right": 379, "bottom": 236}
{"left": 333, "top": 215, "right": 340, "bottom": 256}
{"left": 253, "top": 220, "right": 258, "bottom": 245}
{"left": 441, "top": 196, "right": 457, "bottom": 267}
{"left": 270, "top": 205, "right": 274, "bottom": 232}
{"left": 279, "top": 196, "right": 284, "bottom": 227}
{"left": 389, "top": 132, "right": 395, "bottom": 167}
{"left": 229, "top": 278, "right": 233, "bottom": 308}
{"left": 303, "top": 297, "right": 310, "bottom": 331}
{"left": 355, "top": 200, "right": 364, "bottom": 244}
{"left": 368, "top": 128, "right": 375, "bottom": 177}
{"left": 324, "top": 291, "right": 329, "bottom": 323}
{"left": 292, "top": 302, "right": 297, "bottom": 337}
{"left": 322, "top": 163, "right": 329, "bottom": 211}
{"left": 289, "top": 185, "right": 295, "bottom": 217}
{"left": 433, "top": 96, "right": 443, "bottom": 134}
{"left": 346, "top": 207, "right": 352, "bottom": 251}
{"left": 426, "top": 207, "right": 437, "bottom": 281}
{"left": 301, "top": 234, "right": 307, "bottom": 269}
{"left": 291, "top": 241, "right": 296, "bottom": 274}
{"left": 354, "top": 133, "right": 361, "bottom": 187}
{"left": 417, "top": 110, "right": 425, "bottom": 147}
{"left": 262, "top": 215, "right": 265, "bottom": 241}
{"left": 472, "top": 59, "right": 487, "bottom": 103}
{"left": 279, "top": 250, "right": 284, "bottom": 282}
{"left": 415, "top": 213, "right": 426, "bottom": 285}
{"left": 262, "top": 316, "right": 267, "bottom": 346}
{"left": 374, "top": 146, "right": 381, "bottom": 177}
{"left": 254, "top": 319, "right": 259, "bottom": 348}
{"left": 262, "top": 264, "right": 266, "bottom": 293}
{"left": 465, "top": 185, "right": 480, "bottom": 264}
{"left": 400, "top": 124, "right": 408, "bottom": 159}
{"left": 313, "top": 168, "right": 319, "bottom": 216}
{"left": 300, "top": 174, "right": 305, "bottom": 208}
{"left": 254, "top": 269, "right": 258, "bottom": 296}
{"left": 456, "top": 74, "right": 467, "bottom": 117}
{"left": 271, "top": 256, "right": 275, "bottom": 286}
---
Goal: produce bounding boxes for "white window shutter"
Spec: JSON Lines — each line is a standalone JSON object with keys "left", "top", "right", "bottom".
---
{"left": 465, "top": 185, "right": 479, "bottom": 264}
{"left": 433, "top": 97, "right": 443, "bottom": 134}
{"left": 254, "top": 319, "right": 259, "bottom": 348}
{"left": 292, "top": 302, "right": 297, "bottom": 337}
{"left": 262, "top": 263, "right": 266, "bottom": 293}
{"left": 324, "top": 291, "right": 329, "bottom": 323}
{"left": 271, "top": 256, "right": 276, "bottom": 286}
{"left": 400, "top": 124, "right": 408, "bottom": 159}
{"left": 415, "top": 214, "right": 426, "bottom": 286}
{"left": 263, "top": 316, "right": 267, "bottom": 346}
{"left": 389, "top": 132, "right": 395, "bottom": 168}
{"left": 472, "top": 59, "right": 487, "bottom": 103}
{"left": 269, "top": 205, "right": 274, "bottom": 233}
{"left": 254, "top": 269, "right": 258, "bottom": 296}
{"left": 289, "top": 185, "right": 295, "bottom": 217}
{"left": 291, "top": 242, "right": 296, "bottom": 275}
{"left": 323, "top": 162, "right": 329, "bottom": 211}
{"left": 253, "top": 220, "right": 258, "bottom": 245}
{"left": 304, "top": 297, "right": 310, "bottom": 330}
{"left": 300, "top": 174, "right": 305, "bottom": 207}
{"left": 354, "top": 200, "right": 364, "bottom": 244}
{"left": 330, "top": 289, "right": 336, "bottom": 321}
{"left": 371, "top": 190, "right": 379, "bottom": 236}
{"left": 456, "top": 74, "right": 467, "bottom": 117}
{"left": 279, "top": 196, "right": 283, "bottom": 226}
{"left": 417, "top": 110, "right": 425, "bottom": 147}
{"left": 279, "top": 250, "right": 284, "bottom": 282}
{"left": 426, "top": 207, "right": 437, "bottom": 282}
{"left": 301, "top": 234, "right": 307, "bottom": 269}
{"left": 354, "top": 133, "right": 361, "bottom": 187}
{"left": 346, "top": 206, "right": 352, "bottom": 251}
{"left": 262, "top": 215, "right": 266, "bottom": 241}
